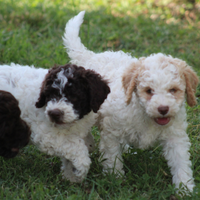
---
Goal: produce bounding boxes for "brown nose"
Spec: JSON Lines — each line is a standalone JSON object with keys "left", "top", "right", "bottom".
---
{"left": 158, "top": 106, "right": 169, "bottom": 115}
{"left": 48, "top": 109, "right": 64, "bottom": 123}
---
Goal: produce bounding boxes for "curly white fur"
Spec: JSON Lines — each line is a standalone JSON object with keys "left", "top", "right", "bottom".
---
{"left": 63, "top": 11, "right": 199, "bottom": 192}
{"left": 0, "top": 63, "right": 98, "bottom": 182}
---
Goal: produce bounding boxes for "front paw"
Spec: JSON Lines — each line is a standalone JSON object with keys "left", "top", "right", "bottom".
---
{"left": 175, "top": 180, "right": 195, "bottom": 196}
{"left": 62, "top": 173, "right": 83, "bottom": 183}
{"left": 62, "top": 167, "right": 87, "bottom": 183}
{"left": 61, "top": 159, "right": 89, "bottom": 183}
{"left": 61, "top": 165, "right": 82, "bottom": 183}
{"left": 179, "top": 182, "right": 195, "bottom": 194}
{"left": 72, "top": 166, "right": 82, "bottom": 176}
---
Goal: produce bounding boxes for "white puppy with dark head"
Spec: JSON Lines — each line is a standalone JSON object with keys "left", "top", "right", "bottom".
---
{"left": 0, "top": 63, "right": 110, "bottom": 182}
{"left": 63, "top": 11, "right": 199, "bottom": 192}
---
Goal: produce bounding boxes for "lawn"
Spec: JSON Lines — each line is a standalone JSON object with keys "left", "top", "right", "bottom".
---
{"left": 0, "top": 0, "right": 200, "bottom": 199}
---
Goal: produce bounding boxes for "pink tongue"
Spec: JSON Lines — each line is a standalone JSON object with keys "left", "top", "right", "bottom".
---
{"left": 155, "top": 118, "right": 170, "bottom": 125}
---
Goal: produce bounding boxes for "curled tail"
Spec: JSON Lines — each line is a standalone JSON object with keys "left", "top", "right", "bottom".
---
{"left": 63, "top": 11, "right": 94, "bottom": 64}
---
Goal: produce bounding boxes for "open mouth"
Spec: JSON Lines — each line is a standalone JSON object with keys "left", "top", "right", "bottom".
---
{"left": 154, "top": 117, "right": 170, "bottom": 125}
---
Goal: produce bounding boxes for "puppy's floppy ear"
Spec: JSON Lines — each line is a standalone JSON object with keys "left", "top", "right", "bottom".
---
{"left": 35, "top": 91, "right": 46, "bottom": 108}
{"left": 183, "top": 66, "right": 199, "bottom": 107}
{"left": 85, "top": 70, "right": 110, "bottom": 113}
{"left": 35, "top": 75, "right": 48, "bottom": 108}
{"left": 122, "top": 61, "right": 141, "bottom": 104}
{"left": 172, "top": 58, "right": 199, "bottom": 107}
{"left": 35, "top": 66, "right": 58, "bottom": 108}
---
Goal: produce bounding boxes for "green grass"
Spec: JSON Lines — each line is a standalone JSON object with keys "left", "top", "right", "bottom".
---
{"left": 0, "top": 0, "right": 200, "bottom": 199}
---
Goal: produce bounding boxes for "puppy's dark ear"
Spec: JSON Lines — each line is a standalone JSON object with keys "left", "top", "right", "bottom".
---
{"left": 35, "top": 66, "right": 59, "bottom": 108}
{"left": 35, "top": 90, "right": 46, "bottom": 108}
{"left": 35, "top": 71, "right": 50, "bottom": 108}
{"left": 35, "top": 74, "right": 48, "bottom": 108}
{"left": 85, "top": 70, "right": 110, "bottom": 113}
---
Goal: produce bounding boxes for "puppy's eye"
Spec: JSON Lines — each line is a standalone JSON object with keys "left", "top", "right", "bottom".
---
{"left": 146, "top": 88, "right": 153, "bottom": 95}
{"left": 169, "top": 88, "right": 177, "bottom": 94}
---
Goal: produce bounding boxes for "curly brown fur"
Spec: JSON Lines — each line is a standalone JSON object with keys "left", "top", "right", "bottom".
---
{"left": 0, "top": 90, "right": 31, "bottom": 158}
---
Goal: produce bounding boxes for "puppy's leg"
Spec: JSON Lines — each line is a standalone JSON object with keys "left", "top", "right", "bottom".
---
{"left": 83, "top": 131, "right": 95, "bottom": 153}
{"left": 61, "top": 131, "right": 95, "bottom": 182}
{"left": 61, "top": 158, "right": 89, "bottom": 183}
{"left": 161, "top": 135, "right": 195, "bottom": 192}
{"left": 99, "top": 131, "right": 124, "bottom": 176}
{"left": 61, "top": 138, "right": 91, "bottom": 183}
{"left": 61, "top": 158, "right": 76, "bottom": 181}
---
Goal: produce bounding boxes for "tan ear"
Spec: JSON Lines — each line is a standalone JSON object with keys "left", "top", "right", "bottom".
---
{"left": 122, "top": 62, "right": 140, "bottom": 104}
{"left": 169, "top": 58, "right": 199, "bottom": 107}
{"left": 183, "top": 66, "right": 199, "bottom": 107}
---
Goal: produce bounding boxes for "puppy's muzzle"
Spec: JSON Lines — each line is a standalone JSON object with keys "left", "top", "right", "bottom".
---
{"left": 48, "top": 109, "right": 64, "bottom": 124}
{"left": 155, "top": 106, "right": 170, "bottom": 125}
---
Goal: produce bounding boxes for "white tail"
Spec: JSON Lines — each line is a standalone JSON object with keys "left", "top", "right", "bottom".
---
{"left": 63, "top": 11, "right": 94, "bottom": 63}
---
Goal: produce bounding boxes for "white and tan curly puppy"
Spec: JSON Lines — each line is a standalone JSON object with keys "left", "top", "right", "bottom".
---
{"left": 0, "top": 63, "right": 110, "bottom": 182}
{"left": 63, "top": 11, "right": 199, "bottom": 192}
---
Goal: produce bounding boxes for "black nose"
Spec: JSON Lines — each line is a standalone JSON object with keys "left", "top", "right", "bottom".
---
{"left": 48, "top": 109, "right": 64, "bottom": 123}
{"left": 158, "top": 106, "right": 169, "bottom": 115}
